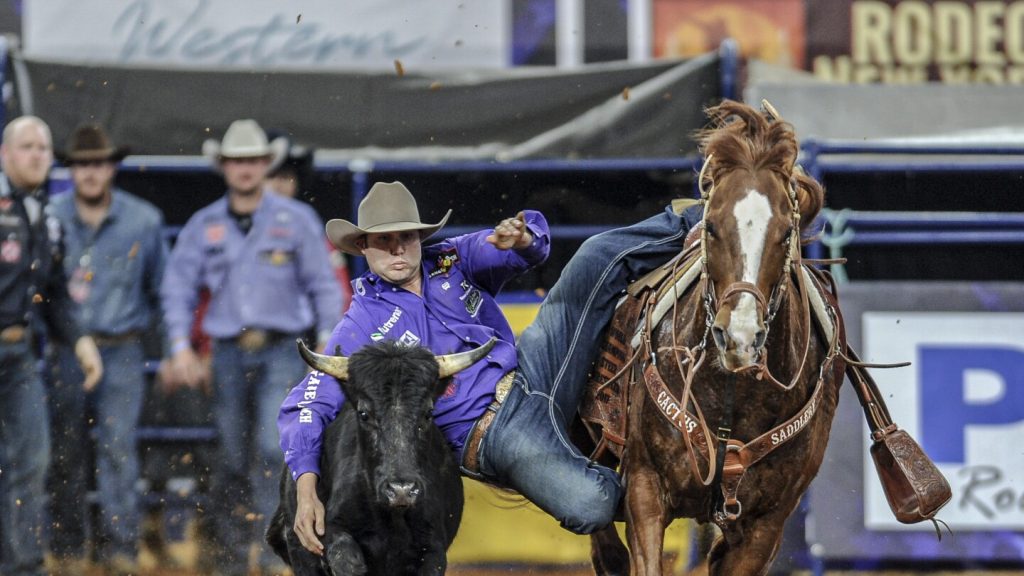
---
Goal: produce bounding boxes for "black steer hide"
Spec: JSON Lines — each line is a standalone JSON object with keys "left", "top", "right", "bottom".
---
{"left": 266, "top": 342, "right": 464, "bottom": 575}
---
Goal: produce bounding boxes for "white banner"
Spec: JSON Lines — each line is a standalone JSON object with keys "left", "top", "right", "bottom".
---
{"left": 24, "top": 0, "right": 509, "bottom": 70}
{"left": 862, "top": 312, "right": 1024, "bottom": 531}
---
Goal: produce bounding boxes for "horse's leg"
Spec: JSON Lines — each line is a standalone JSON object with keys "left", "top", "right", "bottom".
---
{"left": 623, "top": 467, "right": 669, "bottom": 576}
{"left": 590, "top": 524, "right": 630, "bottom": 576}
{"left": 707, "top": 517, "right": 785, "bottom": 576}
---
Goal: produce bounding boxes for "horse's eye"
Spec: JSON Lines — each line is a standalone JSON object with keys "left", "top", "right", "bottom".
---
{"left": 423, "top": 409, "right": 433, "bottom": 422}
{"left": 705, "top": 222, "right": 717, "bottom": 239}
{"left": 357, "top": 410, "right": 370, "bottom": 422}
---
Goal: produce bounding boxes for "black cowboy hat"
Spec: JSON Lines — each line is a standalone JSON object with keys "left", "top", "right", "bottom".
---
{"left": 60, "top": 124, "right": 130, "bottom": 164}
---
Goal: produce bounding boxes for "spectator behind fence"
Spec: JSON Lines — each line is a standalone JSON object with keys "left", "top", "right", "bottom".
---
{"left": 46, "top": 124, "right": 168, "bottom": 575}
{"left": 265, "top": 132, "right": 352, "bottom": 315}
{"left": 160, "top": 119, "right": 342, "bottom": 575}
{"left": 0, "top": 116, "right": 103, "bottom": 576}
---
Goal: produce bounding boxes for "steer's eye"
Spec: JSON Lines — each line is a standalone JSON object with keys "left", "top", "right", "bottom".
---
{"left": 357, "top": 410, "right": 370, "bottom": 422}
{"left": 423, "top": 409, "right": 433, "bottom": 422}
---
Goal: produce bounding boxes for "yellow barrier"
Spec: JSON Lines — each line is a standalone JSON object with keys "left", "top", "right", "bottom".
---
{"left": 450, "top": 478, "right": 692, "bottom": 569}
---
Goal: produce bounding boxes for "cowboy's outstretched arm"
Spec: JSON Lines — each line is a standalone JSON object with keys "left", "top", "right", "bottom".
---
{"left": 486, "top": 211, "right": 533, "bottom": 250}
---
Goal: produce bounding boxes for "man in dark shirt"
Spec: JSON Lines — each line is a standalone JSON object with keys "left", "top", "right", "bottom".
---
{"left": 0, "top": 115, "right": 102, "bottom": 576}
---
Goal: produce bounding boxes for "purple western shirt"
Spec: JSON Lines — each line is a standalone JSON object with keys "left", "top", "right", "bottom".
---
{"left": 277, "top": 210, "right": 550, "bottom": 479}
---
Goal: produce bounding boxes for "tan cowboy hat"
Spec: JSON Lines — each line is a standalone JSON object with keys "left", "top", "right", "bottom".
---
{"left": 59, "top": 124, "right": 129, "bottom": 164}
{"left": 202, "top": 119, "right": 287, "bottom": 171}
{"left": 327, "top": 181, "right": 451, "bottom": 256}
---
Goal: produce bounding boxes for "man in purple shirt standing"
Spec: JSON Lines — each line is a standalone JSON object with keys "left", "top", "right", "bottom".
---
{"left": 161, "top": 119, "right": 341, "bottom": 575}
{"left": 278, "top": 180, "right": 702, "bottom": 555}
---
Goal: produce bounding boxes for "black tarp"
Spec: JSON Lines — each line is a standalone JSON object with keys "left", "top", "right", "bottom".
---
{"left": 12, "top": 51, "right": 721, "bottom": 160}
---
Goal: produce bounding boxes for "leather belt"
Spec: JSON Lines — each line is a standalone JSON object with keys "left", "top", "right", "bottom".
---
{"left": 0, "top": 324, "right": 27, "bottom": 344}
{"left": 462, "top": 370, "right": 515, "bottom": 474}
{"left": 92, "top": 331, "right": 141, "bottom": 347}
{"left": 233, "top": 328, "right": 294, "bottom": 353}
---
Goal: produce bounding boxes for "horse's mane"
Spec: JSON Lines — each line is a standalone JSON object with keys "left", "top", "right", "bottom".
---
{"left": 696, "top": 100, "right": 824, "bottom": 231}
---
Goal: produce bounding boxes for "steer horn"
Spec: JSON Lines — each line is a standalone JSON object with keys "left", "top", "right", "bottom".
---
{"left": 296, "top": 337, "right": 497, "bottom": 381}
{"left": 437, "top": 337, "right": 497, "bottom": 379}
{"left": 297, "top": 340, "right": 350, "bottom": 380}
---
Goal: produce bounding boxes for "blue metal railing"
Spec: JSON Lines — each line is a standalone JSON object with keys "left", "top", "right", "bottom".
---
{"left": 801, "top": 140, "right": 1024, "bottom": 278}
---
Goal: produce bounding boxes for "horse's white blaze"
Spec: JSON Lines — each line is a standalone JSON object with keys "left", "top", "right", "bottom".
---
{"left": 728, "top": 189, "right": 772, "bottom": 351}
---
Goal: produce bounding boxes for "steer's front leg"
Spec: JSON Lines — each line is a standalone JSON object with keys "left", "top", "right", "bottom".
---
{"left": 321, "top": 529, "right": 368, "bottom": 576}
{"left": 416, "top": 540, "right": 448, "bottom": 576}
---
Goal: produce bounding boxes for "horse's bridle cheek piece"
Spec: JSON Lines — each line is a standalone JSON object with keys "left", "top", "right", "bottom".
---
{"left": 698, "top": 170, "right": 802, "bottom": 381}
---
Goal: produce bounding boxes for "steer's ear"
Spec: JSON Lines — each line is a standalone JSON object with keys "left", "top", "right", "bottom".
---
{"left": 435, "top": 338, "right": 497, "bottom": 379}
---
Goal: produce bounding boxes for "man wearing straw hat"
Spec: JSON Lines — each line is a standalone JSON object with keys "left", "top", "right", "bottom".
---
{"left": 48, "top": 123, "right": 167, "bottom": 575}
{"left": 161, "top": 119, "right": 341, "bottom": 575}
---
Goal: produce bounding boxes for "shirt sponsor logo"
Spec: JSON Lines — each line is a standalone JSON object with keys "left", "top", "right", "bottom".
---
{"left": 398, "top": 329, "right": 421, "bottom": 346}
{"left": 429, "top": 248, "right": 459, "bottom": 278}
{"left": 371, "top": 306, "right": 403, "bottom": 341}
{"left": 298, "top": 371, "right": 323, "bottom": 424}
{"left": 460, "top": 280, "right": 482, "bottom": 317}
{"left": 355, "top": 278, "right": 366, "bottom": 296}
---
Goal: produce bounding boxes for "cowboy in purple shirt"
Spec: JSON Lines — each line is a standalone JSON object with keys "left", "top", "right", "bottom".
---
{"left": 278, "top": 180, "right": 702, "bottom": 556}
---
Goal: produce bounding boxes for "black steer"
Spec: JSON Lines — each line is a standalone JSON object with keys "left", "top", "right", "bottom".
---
{"left": 267, "top": 338, "right": 495, "bottom": 575}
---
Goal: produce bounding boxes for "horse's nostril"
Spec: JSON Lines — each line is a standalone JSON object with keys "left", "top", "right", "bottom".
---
{"left": 712, "top": 326, "right": 727, "bottom": 350}
{"left": 753, "top": 329, "right": 767, "bottom": 349}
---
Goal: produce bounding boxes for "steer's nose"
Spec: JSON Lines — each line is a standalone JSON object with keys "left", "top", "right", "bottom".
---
{"left": 384, "top": 481, "right": 421, "bottom": 508}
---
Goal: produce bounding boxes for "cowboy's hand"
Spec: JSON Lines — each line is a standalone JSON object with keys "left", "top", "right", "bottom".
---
{"left": 75, "top": 335, "right": 103, "bottom": 392}
{"left": 295, "top": 472, "right": 326, "bottom": 555}
{"left": 486, "top": 211, "right": 533, "bottom": 250}
{"left": 171, "top": 347, "right": 209, "bottom": 392}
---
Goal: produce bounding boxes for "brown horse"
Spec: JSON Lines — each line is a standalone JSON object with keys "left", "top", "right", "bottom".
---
{"left": 588, "top": 100, "right": 846, "bottom": 576}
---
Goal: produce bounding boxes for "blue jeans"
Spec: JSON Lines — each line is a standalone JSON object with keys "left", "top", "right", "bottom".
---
{"left": 46, "top": 346, "right": 88, "bottom": 559}
{"left": 209, "top": 336, "right": 306, "bottom": 573}
{"left": 474, "top": 204, "right": 701, "bottom": 534}
{"left": 49, "top": 338, "right": 146, "bottom": 557}
{"left": 62, "top": 338, "right": 147, "bottom": 557}
{"left": 0, "top": 340, "right": 50, "bottom": 576}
